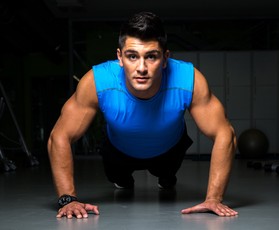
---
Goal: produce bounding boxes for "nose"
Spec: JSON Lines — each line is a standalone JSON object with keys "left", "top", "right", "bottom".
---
{"left": 137, "top": 58, "right": 147, "bottom": 76}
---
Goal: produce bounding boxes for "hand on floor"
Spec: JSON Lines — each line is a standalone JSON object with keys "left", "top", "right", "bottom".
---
{"left": 181, "top": 199, "right": 238, "bottom": 217}
{"left": 56, "top": 201, "right": 100, "bottom": 219}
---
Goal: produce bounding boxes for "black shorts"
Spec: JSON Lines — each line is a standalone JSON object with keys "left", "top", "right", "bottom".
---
{"left": 100, "top": 129, "right": 193, "bottom": 185}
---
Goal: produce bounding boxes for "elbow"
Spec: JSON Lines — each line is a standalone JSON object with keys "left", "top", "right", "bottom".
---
{"left": 47, "top": 131, "right": 55, "bottom": 158}
{"left": 216, "top": 124, "right": 237, "bottom": 155}
{"left": 47, "top": 130, "right": 62, "bottom": 157}
{"left": 229, "top": 125, "right": 237, "bottom": 155}
{"left": 47, "top": 129, "right": 73, "bottom": 159}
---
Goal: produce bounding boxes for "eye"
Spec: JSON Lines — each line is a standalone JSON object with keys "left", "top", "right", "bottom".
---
{"left": 128, "top": 54, "right": 137, "bottom": 61}
{"left": 145, "top": 54, "right": 159, "bottom": 62}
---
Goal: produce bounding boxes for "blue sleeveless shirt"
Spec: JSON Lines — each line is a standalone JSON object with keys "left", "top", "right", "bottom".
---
{"left": 93, "top": 58, "right": 194, "bottom": 159}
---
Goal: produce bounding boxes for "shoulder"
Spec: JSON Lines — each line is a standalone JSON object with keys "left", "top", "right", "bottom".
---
{"left": 191, "top": 68, "right": 214, "bottom": 107}
{"left": 164, "top": 58, "right": 194, "bottom": 91}
{"left": 74, "top": 69, "right": 98, "bottom": 108}
{"left": 167, "top": 58, "right": 194, "bottom": 70}
{"left": 93, "top": 60, "right": 121, "bottom": 77}
{"left": 92, "top": 60, "right": 123, "bottom": 92}
{"left": 166, "top": 58, "right": 194, "bottom": 82}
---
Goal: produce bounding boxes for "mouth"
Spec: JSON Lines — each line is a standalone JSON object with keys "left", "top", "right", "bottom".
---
{"left": 134, "top": 76, "right": 149, "bottom": 83}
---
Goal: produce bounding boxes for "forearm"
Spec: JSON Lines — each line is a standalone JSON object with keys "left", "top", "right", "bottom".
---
{"left": 206, "top": 129, "right": 236, "bottom": 202}
{"left": 48, "top": 136, "right": 76, "bottom": 197}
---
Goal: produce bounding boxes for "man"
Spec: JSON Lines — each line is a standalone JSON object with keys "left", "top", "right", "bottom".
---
{"left": 47, "top": 11, "right": 238, "bottom": 219}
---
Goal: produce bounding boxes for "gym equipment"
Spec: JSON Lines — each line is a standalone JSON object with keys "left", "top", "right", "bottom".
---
{"left": 238, "top": 128, "right": 269, "bottom": 157}
{"left": 247, "top": 161, "right": 263, "bottom": 170}
{"left": 246, "top": 160, "right": 279, "bottom": 174}
{"left": 0, "top": 145, "right": 17, "bottom": 172}
{"left": 0, "top": 96, "right": 16, "bottom": 171}
{"left": 264, "top": 162, "right": 279, "bottom": 173}
{"left": 0, "top": 81, "right": 39, "bottom": 172}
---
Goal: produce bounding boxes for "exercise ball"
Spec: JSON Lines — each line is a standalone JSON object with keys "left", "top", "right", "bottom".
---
{"left": 238, "top": 128, "right": 269, "bottom": 157}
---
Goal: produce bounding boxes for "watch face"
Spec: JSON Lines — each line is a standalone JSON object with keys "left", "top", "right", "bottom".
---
{"left": 58, "top": 195, "right": 77, "bottom": 207}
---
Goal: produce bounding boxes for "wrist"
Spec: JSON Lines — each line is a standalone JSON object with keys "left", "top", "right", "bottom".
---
{"left": 58, "top": 194, "right": 78, "bottom": 207}
{"left": 205, "top": 196, "right": 223, "bottom": 202}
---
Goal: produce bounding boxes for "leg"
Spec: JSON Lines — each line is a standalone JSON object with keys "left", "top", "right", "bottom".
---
{"left": 100, "top": 138, "right": 141, "bottom": 188}
{"left": 148, "top": 131, "right": 193, "bottom": 188}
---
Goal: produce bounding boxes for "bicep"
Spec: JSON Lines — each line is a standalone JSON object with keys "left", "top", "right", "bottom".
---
{"left": 51, "top": 70, "right": 98, "bottom": 142}
{"left": 189, "top": 69, "right": 229, "bottom": 139}
{"left": 57, "top": 96, "right": 97, "bottom": 141}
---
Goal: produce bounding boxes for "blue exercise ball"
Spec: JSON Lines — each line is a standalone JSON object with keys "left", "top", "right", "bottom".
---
{"left": 238, "top": 129, "right": 269, "bottom": 157}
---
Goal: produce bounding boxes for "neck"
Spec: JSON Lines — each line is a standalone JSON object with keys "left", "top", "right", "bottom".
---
{"left": 126, "top": 76, "right": 162, "bottom": 100}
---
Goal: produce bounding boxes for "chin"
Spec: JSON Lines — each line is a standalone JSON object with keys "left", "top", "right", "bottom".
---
{"left": 133, "top": 84, "right": 151, "bottom": 92}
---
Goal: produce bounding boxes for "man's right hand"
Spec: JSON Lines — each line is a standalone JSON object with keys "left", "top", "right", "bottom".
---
{"left": 57, "top": 201, "right": 100, "bottom": 219}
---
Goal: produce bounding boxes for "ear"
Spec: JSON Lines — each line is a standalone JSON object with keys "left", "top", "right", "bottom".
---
{"left": 162, "top": 50, "right": 170, "bottom": 69}
{"left": 117, "top": 48, "right": 123, "bottom": 67}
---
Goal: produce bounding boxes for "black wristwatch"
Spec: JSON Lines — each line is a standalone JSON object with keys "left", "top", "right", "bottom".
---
{"left": 58, "top": 194, "right": 78, "bottom": 207}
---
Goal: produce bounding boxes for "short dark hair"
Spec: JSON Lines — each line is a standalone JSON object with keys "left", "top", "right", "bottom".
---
{"left": 118, "top": 11, "right": 167, "bottom": 52}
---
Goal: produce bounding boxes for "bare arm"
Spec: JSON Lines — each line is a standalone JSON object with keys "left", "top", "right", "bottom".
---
{"left": 47, "top": 69, "right": 99, "bottom": 218}
{"left": 182, "top": 68, "right": 238, "bottom": 216}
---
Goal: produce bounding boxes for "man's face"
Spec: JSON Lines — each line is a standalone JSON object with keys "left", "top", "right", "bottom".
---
{"left": 117, "top": 36, "right": 169, "bottom": 99}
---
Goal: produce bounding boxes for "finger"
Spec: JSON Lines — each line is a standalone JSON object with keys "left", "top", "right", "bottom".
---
{"left": 214, "top": 205, "right": 238, "bottom": 217}
{"left": 66, "top": 210, "right": 74, "bottom": 219}
{"left": 73, "top": 209, "right": 86, "bottom": 219}
{"left": 229, "top": 209, "right": 238, "bottom": 216}
{"left": 79, "top": 208, "right": 89, "bottom": 218}
{"left": 202, "top": 200, "right": 238, "bottom": 217}
{"left": 181, "top": 206, "right": 207, "bottom": 214}
{"left": 84, "top": 204, "right": 100, "bottom": 215}
{"left": 181, "top": 208, "right": 204, "bottom": 214}
{"left": 56, "top": 209, "right": 66, "bottom": 218}
{"left": 181, "top": 207, "right": 193, "bottom": 214}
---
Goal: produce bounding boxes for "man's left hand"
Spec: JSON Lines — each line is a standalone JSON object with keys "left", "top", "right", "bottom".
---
{"left": 181, "top": 199, "right": 238, "bottom": 217}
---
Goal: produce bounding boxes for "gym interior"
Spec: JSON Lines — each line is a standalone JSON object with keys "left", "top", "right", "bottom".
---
{"left": 1, "top": 0, "right": 279, "bottom": 229}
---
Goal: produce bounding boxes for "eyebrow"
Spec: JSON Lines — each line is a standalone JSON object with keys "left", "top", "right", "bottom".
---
{"left": 124, "top": 49, "right": 162, "bottom": 55}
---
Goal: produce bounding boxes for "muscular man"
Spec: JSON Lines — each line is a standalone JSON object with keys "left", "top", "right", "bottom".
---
{"left": 47, "top": 11, "right": 237, "bottom": 219}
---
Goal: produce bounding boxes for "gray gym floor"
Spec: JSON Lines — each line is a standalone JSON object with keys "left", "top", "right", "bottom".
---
{"left": 0, "top": 155, "right": 278, "bottom": 230}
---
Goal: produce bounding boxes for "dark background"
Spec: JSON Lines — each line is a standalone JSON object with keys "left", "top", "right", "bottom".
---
{"left": 0, "top": 0, "right": 278, "bottom": 162}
